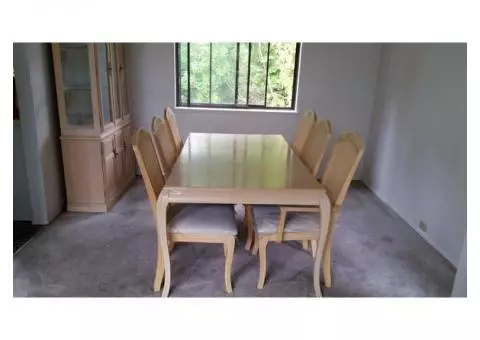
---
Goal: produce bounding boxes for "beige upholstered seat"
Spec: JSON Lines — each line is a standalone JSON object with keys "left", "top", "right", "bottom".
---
{"left": 132, "top": 128, "right": 237, "bottom": 294}
{"left": 169, "top": 204, "right": 237, "bottom": 235}
{"left": 251, "top": 205, "right": 319, "bottom": 234}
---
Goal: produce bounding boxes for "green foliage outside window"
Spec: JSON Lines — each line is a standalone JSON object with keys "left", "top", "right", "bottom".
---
{"left": 176, "top": 43, "right": 299, "bottom": 109}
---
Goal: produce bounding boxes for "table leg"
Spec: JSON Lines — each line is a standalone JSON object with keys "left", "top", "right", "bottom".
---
{"left": 313, "top": 191, "right": 331, "bottom": 297}
{"left": 156, "top": 193, "right": 171, "bottom": 297}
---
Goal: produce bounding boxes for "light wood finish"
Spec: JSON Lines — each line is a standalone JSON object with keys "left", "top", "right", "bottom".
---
{"left": 299, "top": 118, "right": 332, "bottom": 176}
{"left": 157, "top": 133, "right": 331, "bottom": 297}
{"left": 250, "top": 118, "right": 331, "bottom": 251}
{"left": 164, "top": 107, "right": 183, "bottom": 154}
{"left": 132, "top": 129, "right": 164, "bottom": 213}
{"left": 60, "top": 138, "right": 105, "bottom": 205}
{"left": 257, "top": 237, "right": 268, "bottom": 289}
{"left": 253, "top": 132, "right": 365, "bottom": 289}
{"left": 251, "top": 234, "right": 259, "bottom": 255}
{"left": 224, "top": 237, "right": 235, "bottom": 293}
{"left": 322, "top": 132, "right": 365, "bottom": 206}
{"left": 115, "top": 44, "right": 130, "bottom": 122}
{"left": 52, "top": 44, "right": 102, "bottom": 137}
{"left": 152, "top": 116, "right": 177, "bottom": 177}
{"left": 292, "top": 109, "right": 316, "bottom": 155}
{"left": 52, "top": 43, "right": 134, "bottom": 212}
{"left": 102, "top": 135, "right": 117, "bottom": 199}
{"left": 311, "top": 240, "right": 318, "bottom": 256}
{"left": 244, "top": 204, "right": 254, "bottom": 251}
{"left": 133, "top": 129, "right": 237, "bottom": 295}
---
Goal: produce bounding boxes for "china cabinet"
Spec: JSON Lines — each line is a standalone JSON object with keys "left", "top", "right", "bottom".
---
{"left": 52, "top": 43, "right": 134, "bottom": 212}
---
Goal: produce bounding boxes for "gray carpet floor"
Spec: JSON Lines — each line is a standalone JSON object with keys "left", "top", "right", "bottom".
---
{"left": 13, "top": 179, "right": 455, "bottom": 297}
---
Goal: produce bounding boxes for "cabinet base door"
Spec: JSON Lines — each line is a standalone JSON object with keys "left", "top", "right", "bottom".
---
{"left": 102, "top": 135, "right": 117, "bottom": 201}
{"left": 61, "top": 138, "right": 105, "bottom": 207}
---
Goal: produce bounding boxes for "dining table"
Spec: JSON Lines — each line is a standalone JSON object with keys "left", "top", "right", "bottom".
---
{"left": 156, "top": 133, "right": 331, "bottom": 297}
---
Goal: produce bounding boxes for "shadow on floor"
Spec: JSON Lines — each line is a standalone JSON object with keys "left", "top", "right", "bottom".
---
{"left": 14, "top": 221, "right": 42, "bottom": 254}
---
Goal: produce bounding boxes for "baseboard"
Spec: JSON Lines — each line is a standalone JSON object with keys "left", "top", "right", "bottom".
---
{"left": 362, "top": 181, "right": 457, "bottom": 269}
{"left": 67, "top": 202, "right": 108, "bottom": 213}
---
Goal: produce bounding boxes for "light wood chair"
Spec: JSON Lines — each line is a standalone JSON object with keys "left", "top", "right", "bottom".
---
{"left": 164, "top": 107, "right": 183, "bottom": 154}
{"left": 250, "top": 132, "right": 365, "bottom": 290}
{"left": 246, "top": 118, "right": 332, "bottom": 252}
{"left": 299, "top": 118, "right": 332, "bottom": 176}
{"left": 132, "top": 128, "right": 237, "bottom": 294}
{"left": 292, "top": 109, "right": 316, "bottom": 155}
{"left": 246, "top": 109, "right": 318, "bottom": 252}
{"left": 151, "top": 116, "right": 177, "bottom": 177}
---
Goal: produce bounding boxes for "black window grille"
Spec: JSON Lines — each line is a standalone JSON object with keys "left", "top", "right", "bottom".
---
{"left": 176, "top": 43, "right": 300, "bottom": 110}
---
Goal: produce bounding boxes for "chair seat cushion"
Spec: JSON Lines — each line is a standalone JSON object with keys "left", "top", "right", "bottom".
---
{"left": 168, "top": 204, "right": 237, "bottom": 235}
{"left": 251, "top": 205, "right": 320, "bottom": 234}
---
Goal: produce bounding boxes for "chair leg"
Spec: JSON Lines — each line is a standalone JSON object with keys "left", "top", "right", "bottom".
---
{"left": 302, "top": 240, "right": 309, "bottom": 250}
{"left": 153, "top": 240, "right": 165, "bottom": 292}
{"left": 322, "top": 242, "right": 332, "bottom": 288}
{"left": 311, "top": 240, "right": 317, "bottom": 258}
{"left": 251, "top": 234, "right": 259, "bottom": 255}
{"left": 244, "top": 205, "right": 254, "bottom": 251}
{"left": 223, "top": 243, "right": 227, "bottom": 257}
{"left": 257, "top": 237, "right": 268, "bottom": 289}
{"left": 224, "top": 238, "right": 235, "bottom": 294}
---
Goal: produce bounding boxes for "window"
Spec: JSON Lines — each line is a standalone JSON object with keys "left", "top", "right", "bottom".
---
{"left": 176, "top": 43, "right": 300, "bottom": 110}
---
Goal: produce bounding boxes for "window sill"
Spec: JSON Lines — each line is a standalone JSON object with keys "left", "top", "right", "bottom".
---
{"left": 175, "top": 106, "right": 299, "bottom": 115}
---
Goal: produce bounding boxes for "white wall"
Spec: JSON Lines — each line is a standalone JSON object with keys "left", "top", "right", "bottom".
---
{"left": 126, "top": 43, "right": 381, "bottom": 179}
{"left": 363, "top": 44, "right": 467, "bottom": 265}
{"left": 13, "top": 121, "right": 32, "bottom": 221}
{"left": 13, "top": 43, "right": 65, "bottom": 225}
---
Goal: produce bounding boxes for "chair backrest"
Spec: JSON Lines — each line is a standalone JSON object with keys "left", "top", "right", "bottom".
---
{"left": 293, "top": 109, "right": 316, "bottom": 155}
{"left": 321, "top": 132, "right": 365, "bottom": 207}
{"left": 164, "top": 107, "right": 183, "bottom": 153}
{"left": 151, "top": 116, "right": 177, "bottom": 177}
{"left": 299, "top": 118, "right": 332, "bottom": 176}
{"left": 132, "top": 128, "right": 165, "bottom": 214}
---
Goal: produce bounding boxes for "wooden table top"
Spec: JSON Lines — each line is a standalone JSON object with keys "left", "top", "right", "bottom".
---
{"left": 165, "top": 133, "right": 322, "bottom": 192}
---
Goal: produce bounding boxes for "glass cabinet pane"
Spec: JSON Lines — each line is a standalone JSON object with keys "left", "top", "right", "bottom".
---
{"left": 59, "top": 43, "right": 93, "bottom": 127}
{"left": 96, "top": 43, "right": 112, "bottom": 125}
{"left": 64, "top": 89, "right": 93, "bottom": 126}
{"left": 109, "top": 44, "right": 120, "bottom": 121}
{"left": 117, "top": 44, "right": 128, "bottom": 119}
{"left": 60, "top": 44, "right": 90, "bottom": 88}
